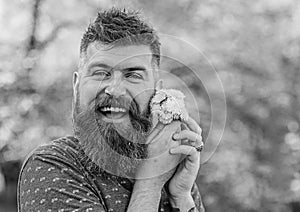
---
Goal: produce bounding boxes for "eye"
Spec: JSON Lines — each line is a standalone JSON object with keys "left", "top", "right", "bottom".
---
{"left": 92, "top": 70, "right": 111, "bottom": 80}
{"left": 125, "top": 72, "right": 143, "bottom": 80}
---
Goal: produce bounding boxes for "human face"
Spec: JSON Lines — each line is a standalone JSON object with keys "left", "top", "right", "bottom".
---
{"left": 72, "top": 44, "right": 156, "bottom": 176}
{"left": 74, "top": 43, "right": 156, "bottom": 124}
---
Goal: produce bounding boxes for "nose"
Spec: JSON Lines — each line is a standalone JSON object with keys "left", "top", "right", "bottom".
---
{"left": 104, "top": 72, "right": 126, "bottom": 97}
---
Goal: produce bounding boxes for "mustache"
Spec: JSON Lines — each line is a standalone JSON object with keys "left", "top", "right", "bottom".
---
{"left": 93, "top": 92, "right": 152, "bottom": 132}
{"left": 95, "top": 93, "right": 131, "bottom": 109}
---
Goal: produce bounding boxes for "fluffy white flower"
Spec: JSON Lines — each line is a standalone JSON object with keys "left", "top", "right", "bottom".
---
{"left": 150, "top": 89, "right": 189, "bottom": 124}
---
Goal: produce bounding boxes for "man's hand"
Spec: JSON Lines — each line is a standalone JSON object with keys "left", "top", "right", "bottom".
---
{"left": 127, "top": 121, "right": 182, "bottom": 212}
{"left": 135, "top": 120, "right": 182, "bottom": 185}
{"left": 168, "top": 117, "right": 203, "bottom": 211}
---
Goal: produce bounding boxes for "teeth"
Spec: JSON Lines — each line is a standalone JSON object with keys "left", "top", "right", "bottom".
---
{"left": 101, "top": 107, "right": 126, "bottom": 112}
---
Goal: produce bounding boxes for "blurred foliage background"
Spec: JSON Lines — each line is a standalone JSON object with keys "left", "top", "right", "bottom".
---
{"left": 1, "top": 0, "right": 300, "bottom": 211}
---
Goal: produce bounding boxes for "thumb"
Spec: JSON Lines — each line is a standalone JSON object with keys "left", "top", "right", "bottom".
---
{"left": 155, "top": 79, "right": 164, "bottom": 90}
{"left": 147, "top": 121, "right": 181, "bottom": 144}
{"left": 146, "top": 122, "right": 164, "bottom": 144}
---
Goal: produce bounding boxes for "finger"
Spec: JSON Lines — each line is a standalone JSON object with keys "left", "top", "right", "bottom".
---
{"left": 182, "top": 116, "right": 202, "bottom": 135}
{"left": 173, "top": 130, "right": 202, "bottom": 146}
{"left": 147, "top": 121, "right": 181, "bottom": 144}
{"left": 179, "top": 124, "right": 188, "bottom": 145}
{"left": 147, "top": 122, "right": 164, "bottom": 144}
{"left": 169, "top": 145, "right": 200, "bottom": 163}
{"left": 180, "top": 123, "right": 188, "bottom": 130}
{"left": 155, "top": 79, "right": 163, "bottom": 90}
{"left": 150, "top": 112, "right": 159, "bottom": 131}
{"left": 163, "top": 121, "right": 181, "bottom": 138}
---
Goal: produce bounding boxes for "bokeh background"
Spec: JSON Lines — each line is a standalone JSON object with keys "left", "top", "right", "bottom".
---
{"left": 1, "top": 0, "right": 300, "bottom": 211}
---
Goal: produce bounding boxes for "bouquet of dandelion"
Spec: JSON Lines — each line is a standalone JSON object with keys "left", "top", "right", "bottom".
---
{"left": 150, "top": 89, "right": 189, "bottom": 124}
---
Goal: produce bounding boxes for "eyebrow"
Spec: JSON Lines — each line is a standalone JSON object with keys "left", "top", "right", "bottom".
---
{"left": 85, "top": 62, "right": 112, "bottom": 76}
{"left": 87, "top": 62, "right": 112, "bottom": 70}
{"left": 123, "top": 66, "right": 147, "bottom": 72}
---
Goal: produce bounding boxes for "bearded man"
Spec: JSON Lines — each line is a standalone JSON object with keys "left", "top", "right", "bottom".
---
{"left": 17, "top": 8, "right": 205, "bottom": 212}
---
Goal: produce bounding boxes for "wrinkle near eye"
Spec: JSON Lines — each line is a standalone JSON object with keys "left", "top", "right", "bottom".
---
{"left": 93, "top": 70, "right": 110, "bottom": 76}
{"left": 125, "top": 72, "right": 143, "bottom": 79}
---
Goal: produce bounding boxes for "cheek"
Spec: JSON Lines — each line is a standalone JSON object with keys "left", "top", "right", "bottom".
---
{"left": 79, "top": 81, "right": 101, "bottom": 108}
{"left": 133, "top": 88, "right": 154, "bottom": 112}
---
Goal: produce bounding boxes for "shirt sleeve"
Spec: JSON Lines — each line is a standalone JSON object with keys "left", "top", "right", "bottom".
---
{"left": 191, "top": 183, "right": 205, "bottom": 212}
{"left": 18, "top": 152, "right": 106, "bottom": 212}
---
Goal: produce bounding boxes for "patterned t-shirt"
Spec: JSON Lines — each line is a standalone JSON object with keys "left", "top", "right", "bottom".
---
{"left": 17, "top": 136, "right": 205, "bottom": 212}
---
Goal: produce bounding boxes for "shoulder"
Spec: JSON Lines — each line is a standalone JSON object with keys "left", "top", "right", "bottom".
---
{"left": 22, "top": 136, "right": 81, "bottom": 166}
{"left": 32, "top": 136, "right": 80, "bottom": 158}
{"left": 18, "top": 136, "right": 85, "bottom": 183}
{"left": 17, "top": 136, "right": 106, "bottom": 211}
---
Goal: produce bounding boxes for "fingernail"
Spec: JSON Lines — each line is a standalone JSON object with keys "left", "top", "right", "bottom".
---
{"left": 169, "top": 148, "right": 175, "bottom": 154}
{"left": 160, "top": 80, "right": 163, "bottom": 88}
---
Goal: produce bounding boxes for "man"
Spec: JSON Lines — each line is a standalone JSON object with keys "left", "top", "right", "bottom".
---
{"left": 18, "top": 8, "right": 205, "bottom": 212}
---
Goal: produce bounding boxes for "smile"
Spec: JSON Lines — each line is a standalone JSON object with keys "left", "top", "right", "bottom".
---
{"left": 100, "top": 107, "right": 126, "bottom": 113}
{"left": 98, "top": 106, "right": 128, "bottom": 121}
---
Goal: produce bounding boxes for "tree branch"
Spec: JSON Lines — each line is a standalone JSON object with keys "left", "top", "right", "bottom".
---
{"left": 36, "top": 22, "right": 72, "bottom": 51}
{"left": 27, "top": 0, "right": 44, "bottom": 54}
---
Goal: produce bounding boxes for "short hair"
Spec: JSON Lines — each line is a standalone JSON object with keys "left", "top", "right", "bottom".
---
{"left": 80, "top": 8, "right": 161, "bottom": 67}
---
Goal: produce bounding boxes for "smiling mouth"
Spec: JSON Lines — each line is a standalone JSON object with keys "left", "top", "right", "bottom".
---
{"left": 98, "top": 106, "right": 128, "bottom": 119}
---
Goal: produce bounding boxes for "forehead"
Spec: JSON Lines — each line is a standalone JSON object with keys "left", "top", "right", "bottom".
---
{"left": 84, "top": 42, "right": 153, "bottom": 69}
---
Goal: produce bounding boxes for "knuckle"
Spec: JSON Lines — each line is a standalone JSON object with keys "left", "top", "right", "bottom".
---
{"left": 189, "top": 147, "right": 197, "bottom": 155}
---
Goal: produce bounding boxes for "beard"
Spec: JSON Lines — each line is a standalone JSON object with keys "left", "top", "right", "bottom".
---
{"left": 73, "top": 91, "right": 153, "bottom": 178}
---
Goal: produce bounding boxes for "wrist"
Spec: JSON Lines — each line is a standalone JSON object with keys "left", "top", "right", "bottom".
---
{"left": 128, "top": 179, "right": 162, "bottom": 212}
{"left": 134, "top": 178, "right": 163, "bottom": 192}
{"left": 170, "top": 194, "right": 195, "bottom": 212}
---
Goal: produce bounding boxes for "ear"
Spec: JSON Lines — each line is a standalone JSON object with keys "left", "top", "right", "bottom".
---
{"left": 155, "top": 79, "right": 163, "bottom": 91}
{"left": 73, "top": 71, "right": 79, "bottom": 98}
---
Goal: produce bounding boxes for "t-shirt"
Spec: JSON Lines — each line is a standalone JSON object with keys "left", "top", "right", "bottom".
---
{"left": 17, "top": 136, "right": 205, "bottom": 212}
